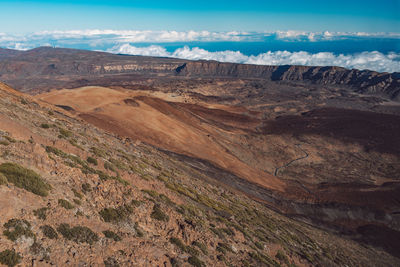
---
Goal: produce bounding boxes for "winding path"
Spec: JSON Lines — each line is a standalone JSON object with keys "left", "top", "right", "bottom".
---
{"left": 274, "top": 144, "right": 309, "bottom": 177}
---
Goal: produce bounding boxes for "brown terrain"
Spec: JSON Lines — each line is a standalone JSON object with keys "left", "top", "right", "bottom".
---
{"left": 0, "top": 47, "right": 400, "bottom": 266}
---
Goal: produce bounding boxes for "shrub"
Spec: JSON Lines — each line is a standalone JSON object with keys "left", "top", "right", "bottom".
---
{"left": 188, "top": 256, "right": 204, "bottom": 267}
{"left": 193, "top": 241, "right": 208, "bottom": 255}
{"left": 255, "top": 241, "right": 264, "bottom": 250}
{"left": 275, "top": 250, "right": 289, "bottom": 265}
{"left": 57, "top": 223, "right": 98, "bottom": 244}
{"left": 72, "top": 188, "right": 83, "bottom": 199}
{"left": 170, "top": 237, "right": 186, "bottom": 251}
{"left": 40, "top": 123, "right": 50, "bottom": 129}
{"left": 216, "top": 243, "right": 233, "bottom": 255}
{"left": 3, "top": 136, "right": 16, "bottom": 143}
{"left": 90, "top": 147, "right": 106, "bottom": 158}
{"left": 58, "top": 128, "right": 72, "bottom": 138}
{"left": 186, "top": 246, "right": 200, "bottom": 257}
{"left": 151, "top": 204, "right": 169, "bottom": 222}
{"left": 0, "top": 173, "right": 7, "bottom": 185}
{"left": 58, "top": 199, "right": 74, "bottom": 210}
{"left": 73, "top": 198, "right": 82, "bottom": 205}
{"left": 40, "top": 225, "right": 58, "bottom": 239}
{"left": 0, "top": 249, "right": 22, "bottom": 267}
{"left": 33, "top": 207, "right": 48, "bottom": 220}
{"left": 104, "top": 162, "right": 116, "bottom": 172}
{"left": 0, "top": 163, "right": 51, "bottom": 196}
{"left": 0, "top": 140, "right": 9, "bottom": 146}
{"left": 99, "top": 204, "right": 133, "bottom": 223}
{"left": 3, "top": 218, "right": 35, "bottom": 241}
{"left": 87, "top": 156, "right": 98, "bottom": 166}
{"left": 81, "top": 183, "right": 92, "bottom": 193}
{"left": 103, "top": 230, "right": 122, "bottom": 241}
{"left": 134, "top": 222, "right": 144, "bottom": 237}
{"left": 104, "top": 257, "right": 119, "bottom": 267}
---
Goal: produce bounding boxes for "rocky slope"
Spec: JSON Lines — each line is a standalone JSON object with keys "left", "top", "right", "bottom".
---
{"left": 1, "top": 47, "right": 400, "bottom": 265}
{"left": 2, "top": 82, "right": 399, "bottom": 266}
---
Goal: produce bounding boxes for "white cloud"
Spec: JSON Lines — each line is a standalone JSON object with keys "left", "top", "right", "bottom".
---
{"left": 1, "top": 30, "right": 399, "bottom": 73}
{"left": 0, "top": 30, "right": 399, "bottom": 47}
{"left": 108, "top": 44, "right": 400, "bottom": 73}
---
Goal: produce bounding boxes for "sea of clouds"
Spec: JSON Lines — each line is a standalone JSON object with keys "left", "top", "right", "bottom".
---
{"left": 1, "top": 30, "right": 399, "bottom": 73}
{"left": 109, "top": 44, "right": 400, "bottom": 73}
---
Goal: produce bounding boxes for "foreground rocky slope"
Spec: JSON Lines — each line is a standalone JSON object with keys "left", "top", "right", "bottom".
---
{"left": 1, "top": 47, "right": 400, "bottom": 265}
{"left": 2, "top": 82, "right": 399, "bottom": 266}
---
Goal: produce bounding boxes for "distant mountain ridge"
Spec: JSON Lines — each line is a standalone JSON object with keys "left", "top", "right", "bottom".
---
{"left": 0, "top": 47, "right": 399, "bottom": 100}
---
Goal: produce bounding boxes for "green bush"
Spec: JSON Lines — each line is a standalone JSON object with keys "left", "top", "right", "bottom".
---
{"left": 186, "top": 246, "right": 200, "bottom": 257}
{"left": 72, "top": 188, "right": 83, "bottom": 199}
{"left": 104, "top": 257, "right": 120, "bottom": 267}
{"left": 188, "top": 256, "right": 204, "bottom": 267}
{"left": 104, "top": 162, "right": 116, "bottom": 172}
{"left": 58, "top": 128, "right": 72, "bottom": 138}
{"left": 0, "top": 249, "right": 22, "bottom": 267}
{"left": 193, "top": 241, "right": 208, "bottom": 255}
{"left": 86, "top": 156, "right": 98, "bottom": 166}
{"left": 150, "top": 204, "right": 169, "bottom": 222}
{"left": 0, "top": 173, "right": 7, "bottom": 185}
{"left": 275, "top": 250, "right": 289, "bottom": 265}
{"left": 99, "top": 204, "right": 133, "bottom": 223}
{"left": 170, "top": 237, "right": 186, "bottom": 251}
{"left": 0, "top": 163, "right": 51, "bottom": 196}
{"left": 58, "top": 199, "right": 74, "bottom": 209}
{"left": 73, "top": 198, "right": 82, "bottom": 205}
{"left": 57, "top": 223, "right": 98, "bottom": 244}
{"left": 3, "top": 218, "right": 35, "bottom": 241}
{"left": 216, "top": 243, "right": 233, "bottom": 255}
{"left": 90, "top": 147, "right": 106, "bottom": 158}
{"left": 134, "top": 222, "right": 144, "bottom": 237}
{"left": 40, "top": 225, "right": 58, "bottom": 239}
{"left": 33, "top": 207, "right": 48, "bottom": 220}
{"left": 40, "top": 123, "right": 50, "bottom": 129}
{"left": 0, "top": 140, "right": 9, "bottom": 146}
{"left": 82, "top": 183, "right": 92, "bottom": 193}
{"left": 255, "top": 241, "right": 264, "bottom": 250}
{"left": 103, "top": 230, "right": 122, "bottom": 241}
{"left": 3, "top": 136, "right": 16, "bottom": 143}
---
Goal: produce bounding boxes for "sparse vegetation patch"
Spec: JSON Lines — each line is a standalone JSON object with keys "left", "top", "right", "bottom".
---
{"left": 40, "top": 225, "right": 58, "bottom": 239}
{"left": 0, "top": 249, "right": 22, "bottom": 267}
{"left": 33, "top": 207, "right": 48, "bottom": 220}
{"left": 86, "top": 156, "right": 98, "bottom": 166}
{"left": 3, "top": 218, "right": 35, "bottom": 241}
{"left": 150, "top": 204, "right": 169, "bottom": 222}
{"left": 0, "top": 162, "right": 51, "bottom": 196}
{"left": 57, "top": 223, "right": 99, "bottom": 244}
{"left": 103, "top": 230, "right": 122, "bottom": 241}
{"left": 58, "top": 199, "right": 75, "bottom": 209}
{"left": 99, "top": 203, "right": 134, "bottom": 223}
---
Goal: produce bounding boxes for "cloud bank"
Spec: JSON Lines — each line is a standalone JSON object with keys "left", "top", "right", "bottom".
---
{"left": 1, "top": 30, "right": 399, "bottom": 49}
{"left": 109, "top": 44, "right": 400, "bottom": 73}
{"left": 1, "top": 30, "right": 399, "bottom": 73}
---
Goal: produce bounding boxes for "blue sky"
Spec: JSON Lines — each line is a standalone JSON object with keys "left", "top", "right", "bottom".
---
{"left": 1, "top": 0, "right": 399, "bottom": 33}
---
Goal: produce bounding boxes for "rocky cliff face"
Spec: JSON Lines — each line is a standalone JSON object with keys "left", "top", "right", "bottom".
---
{"left": 0, "top": 47, "right": 399, "bottom": 101}
{"left": 176, "top": 61, "right": 400, "bottom": 100}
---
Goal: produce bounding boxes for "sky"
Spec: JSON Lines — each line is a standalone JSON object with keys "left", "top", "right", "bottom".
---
{"left": 0, "top": 0, "right": 400, "bottom": 72}
{"left": 1, "top": 0, "right": 399, "bottom": 33}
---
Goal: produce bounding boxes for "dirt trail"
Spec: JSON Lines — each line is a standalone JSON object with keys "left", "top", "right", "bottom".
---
{"left": 274, "top": 144, "right": 309, "bottom": 176}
